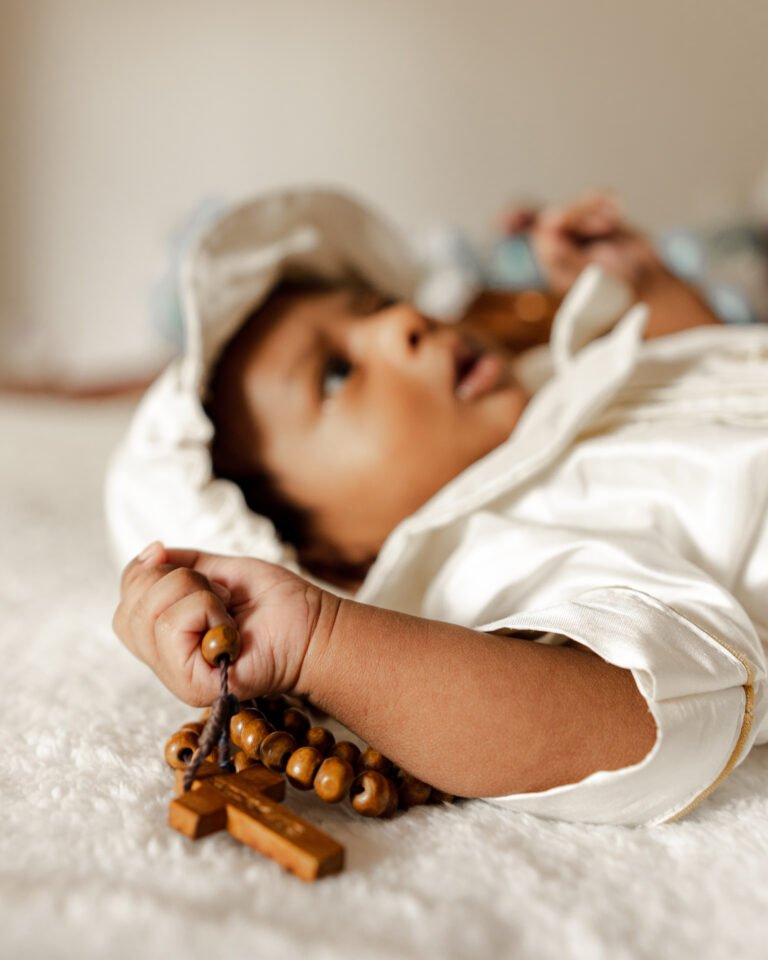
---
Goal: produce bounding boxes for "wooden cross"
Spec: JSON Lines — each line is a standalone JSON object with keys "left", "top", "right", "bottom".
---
{"left": 169, "top": 760, "right": 345, "bottom": 881}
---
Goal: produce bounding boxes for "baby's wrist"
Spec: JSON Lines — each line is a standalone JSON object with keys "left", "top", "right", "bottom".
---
{"left": 293, "top": 589, "right": 344, "bottom": 699}
{"left": 636, "top": 265, "right": 721, "bottom": 335}
{"left": 632, "top": 260, "right": 676, "bottom": 300}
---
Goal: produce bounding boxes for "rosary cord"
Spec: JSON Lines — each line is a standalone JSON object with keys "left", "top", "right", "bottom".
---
{"left": 182, "top": 655, "right": 232, "bottom": 791}
{"left": 216, "top": 657, "right": 234, "bottom": 771}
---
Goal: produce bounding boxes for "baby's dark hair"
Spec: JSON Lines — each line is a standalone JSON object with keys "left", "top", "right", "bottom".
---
{"left": 204, "top": 272, "right": 369, "bottom": 553}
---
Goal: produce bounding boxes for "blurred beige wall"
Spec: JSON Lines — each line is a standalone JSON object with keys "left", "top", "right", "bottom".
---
{"left": 2, "top": 0, "right": 768, "bottom": 381}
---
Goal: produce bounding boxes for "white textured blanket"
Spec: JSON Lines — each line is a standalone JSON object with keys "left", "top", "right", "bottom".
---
{"left": 2, "top": 395, "right": 767, "bottom": 960}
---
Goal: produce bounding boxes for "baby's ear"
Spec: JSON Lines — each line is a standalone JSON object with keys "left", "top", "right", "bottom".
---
{"left": 297, "top": 540, "right": 373, "bottom": 592}
{"left": 295, "top": 539, "right": 328, "bottom": 572}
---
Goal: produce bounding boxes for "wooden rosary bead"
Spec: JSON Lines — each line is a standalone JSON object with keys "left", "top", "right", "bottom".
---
{"left": 240, "top": 716, "right": 274, "bottom": 760}
{"left": 259, "top": 731, "right": 298, "bottom": 772}
{"left": 164, "top": 730, "right": 199, "bottom": 769}
{"left": 257, "top": 694, "right": 288, "bottom": 723}
{"left": 285, "top": 746, "right": 324, "bottom": 790}
{"left": 398, "top": 773, "right": 432, "bottom": 809}
{"left": 229, "top": 710, "right": 249, "bottom": 747}
{"left": 359, "top": 747, "right": 393, "bottom": 777}
{"left": 314, "top": 757, "right": 355, "bottom": 804}
{"left": 281, "top": 707, "right": 310, "bottom": 743}
{"left": 430, "top": 790, "right": 456, "bottom": 804}
{"left": 330, "top": 740, "right": 361, "bottom": 770}
{"left": 180, "top": 721, "right": 204, "bottom": 735}
{"left": 200, "top": 624, "right": 241, "bottom": 666}
{"left": 230, "top": 707, "right": 267, "bottom": 748}
{"left": 382, "top": 778, "right": 399, "bottom": 818}
{"left": 349, "top": 770, "right": 395, "bottom": 818}
{"left": 233, "top": 750, "right": 256, "bottom": 773}
{"left": 305, "top": 726, "right": 335, "bottom": 756}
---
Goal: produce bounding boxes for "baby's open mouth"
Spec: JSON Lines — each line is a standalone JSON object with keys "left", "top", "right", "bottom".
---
{"left": 454, "top": 338, "right": 505, "bottom": 400}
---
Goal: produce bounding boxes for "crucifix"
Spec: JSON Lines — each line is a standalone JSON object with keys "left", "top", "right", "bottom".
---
{"left": 165, "top": 626, "right": 447, "bottom": 881}
{"left": 169, "top": 759, "right": 345, "bottom": 881}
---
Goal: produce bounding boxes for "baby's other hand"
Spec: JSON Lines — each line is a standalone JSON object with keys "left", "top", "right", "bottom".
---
{"left": 511, "top": 192, "right": 667, "bottom": 298}
{"left": 113, "top": 542, "right": 337, "bottom": 706}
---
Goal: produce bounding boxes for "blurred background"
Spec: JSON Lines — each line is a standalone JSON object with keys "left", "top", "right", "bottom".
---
{"left": 2, "top": 0, "right": 768, "bottom": 387}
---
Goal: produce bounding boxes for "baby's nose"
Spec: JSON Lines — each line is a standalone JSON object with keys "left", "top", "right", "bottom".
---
{"left": 357, "top": 302, "right": 430, "bottom": 360}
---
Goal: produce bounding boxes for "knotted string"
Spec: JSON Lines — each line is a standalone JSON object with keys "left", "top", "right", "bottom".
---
{"left": 182, "top": 656, "right": 237, "bottom": 791}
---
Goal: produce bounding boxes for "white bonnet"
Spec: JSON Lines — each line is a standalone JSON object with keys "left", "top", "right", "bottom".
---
{"left": 105, "top": 186, "right": 422, "bottom": 572}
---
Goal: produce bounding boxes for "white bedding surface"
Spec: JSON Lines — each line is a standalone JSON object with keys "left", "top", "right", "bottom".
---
{"left": 2, "top": 394, "right": 767, "bottom": 960}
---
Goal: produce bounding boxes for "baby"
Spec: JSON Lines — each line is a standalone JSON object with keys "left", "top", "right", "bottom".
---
{"left": 111, "top": 188, "right": 768, "bottom": 825}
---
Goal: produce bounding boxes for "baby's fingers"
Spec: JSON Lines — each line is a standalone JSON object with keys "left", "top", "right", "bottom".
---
{"left": 119, "top": 566, "right": 229, "bottom": 664}
{"left": 153, "top": 590, "right": 238, "bottom": 705}
{"left": 120, "top": 541, "right": 168, "bottom": 594}
{"left": 558, "top": 192, "right": 623, "bottom": 236}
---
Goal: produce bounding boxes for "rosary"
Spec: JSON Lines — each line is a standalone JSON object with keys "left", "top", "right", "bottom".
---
{"left": 164, "top": 625, "right": 454, "bottom": 880}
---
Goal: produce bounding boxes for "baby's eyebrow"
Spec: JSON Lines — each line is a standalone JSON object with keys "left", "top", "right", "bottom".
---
{"left": 348, "top": 286, "right": 387, "bottom": 314}
{"left": 285, "top": 329, "right": 321, "bottom": 381}
{"left": 281, "top": 288, "right": 379, "bottom": 382}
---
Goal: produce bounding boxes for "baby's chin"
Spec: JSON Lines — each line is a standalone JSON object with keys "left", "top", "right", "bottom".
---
{"left": 472, "top": 372, "right": 530, "bottom": 443}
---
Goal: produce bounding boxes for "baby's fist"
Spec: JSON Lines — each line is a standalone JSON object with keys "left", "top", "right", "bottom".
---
{"left": 113, "top": 543, "right": 338, "bottom": 706}
{"left": 528, "top": 191, "right": 665, "bottom": 298}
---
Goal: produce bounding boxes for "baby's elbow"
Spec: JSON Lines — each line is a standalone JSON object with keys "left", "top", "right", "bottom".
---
{"left": 465, "top": 666, "right": 658, "bottom": 799}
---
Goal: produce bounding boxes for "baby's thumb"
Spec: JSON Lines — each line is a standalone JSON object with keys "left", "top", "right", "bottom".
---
{"left": 136, "top": 540, "right": 167, "bottom": 566}
{"left": 210, "top": 581, "right": 232, "bottom": 605}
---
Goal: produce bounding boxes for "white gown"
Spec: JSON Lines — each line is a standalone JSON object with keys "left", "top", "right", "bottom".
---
{"left": 356, "top": 268, "right": 768, "bottom": 825}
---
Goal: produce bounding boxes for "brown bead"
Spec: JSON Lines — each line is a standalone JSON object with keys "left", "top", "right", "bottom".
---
{"left": 330, "top": 740, "right": 361, "bottom": 770}
{"left": 257, "top": 694, "right": 288, "bottom": 723}
{"left": 164, "top": 730, "right": 199, "bottom": 769}
{"left": 359, "top": 747, "right": 393, "bottom": 777}
{"left": 305, "top": 726, "right": 335, "bottom": 756}
{"left": 233, "top": 750, "right": 257, "bottom": 773}
{"left": 430, "top": 790, "right": 456, "bottom": 804}
{"left": 281, "top": 708, "right": 310, "bottom": 743}
{"left": 259, "top": 731, "right": 298, "bottom": 772}
{"left": 199, "top": 707, "right": 211, "bottom": 722}
{"left": 515, "top": 289, "right": 551, "bottom": 324}
{"left": 180, "top": 721, "right": 204, "bottom": 735}
{"left": 200, "top": 624, "right": 241, "bottom": 666}
{"left": 229, "top": 710, "right": 248, "bottom": 747}
{"left": 285, "top": 746, "right": 324, "bottom": 790}
{"left": 230, "top": 707, "right": 266, "bottom": 748}
{"left": 240, "top": 716, "right": 274, "bottom": 760}
{"left": 382, "top": 778, "right": 399, "bottom": 818}
{"left": 350, "top": 770, "right": 395, "bottom": 818}
{"left": 314, "top": 757, "right": 355, "bottom": 803}
{"left": 398, "top": 773, "right": 432, "bottom": 809}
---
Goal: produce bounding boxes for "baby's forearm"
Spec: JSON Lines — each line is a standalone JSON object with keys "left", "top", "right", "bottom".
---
{"left": 298, "top": 597, "right": 657, "bottom": 798}
{"left": 641, "top": 268, "right": 721, "bottom": 340}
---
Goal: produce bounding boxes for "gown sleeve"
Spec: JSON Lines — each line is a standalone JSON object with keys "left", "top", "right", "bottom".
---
{"left": 422, "top": 517, "right": 767, "bottom": 825}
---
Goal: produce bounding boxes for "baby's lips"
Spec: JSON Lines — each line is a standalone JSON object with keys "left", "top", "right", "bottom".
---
{"left": 456, "top": 352, "right": 505, "bottom": 401}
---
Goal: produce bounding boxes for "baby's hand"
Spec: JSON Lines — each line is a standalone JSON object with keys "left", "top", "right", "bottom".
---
{"left": 510, "top": 192, "right": 667, "bottom": 298}
{"left": 112, "top": 542, "right": 337, "bottom": 706}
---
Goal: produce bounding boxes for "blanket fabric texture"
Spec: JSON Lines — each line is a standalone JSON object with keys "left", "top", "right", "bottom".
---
{"left": 2, "top": 396, "right": 767, "bottom": 960}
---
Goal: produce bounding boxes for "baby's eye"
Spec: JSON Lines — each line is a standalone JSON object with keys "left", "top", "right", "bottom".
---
{"left": 321, "top": 355, "right": 353, "bottom": 398}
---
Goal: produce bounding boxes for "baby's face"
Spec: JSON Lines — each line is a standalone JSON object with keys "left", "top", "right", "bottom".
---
{"left": 226, "top": 286, "right": 528, "bottom": 567}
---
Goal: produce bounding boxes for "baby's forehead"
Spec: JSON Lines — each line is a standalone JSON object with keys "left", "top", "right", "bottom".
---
{"left": 244, "top": 287, "right": 349, "bottom": 366}
{"left": 221, "top": 287, "right": 347, "bottom": 420}
{"left": 240, "top": 278, "right": 382, "bottom": 369}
